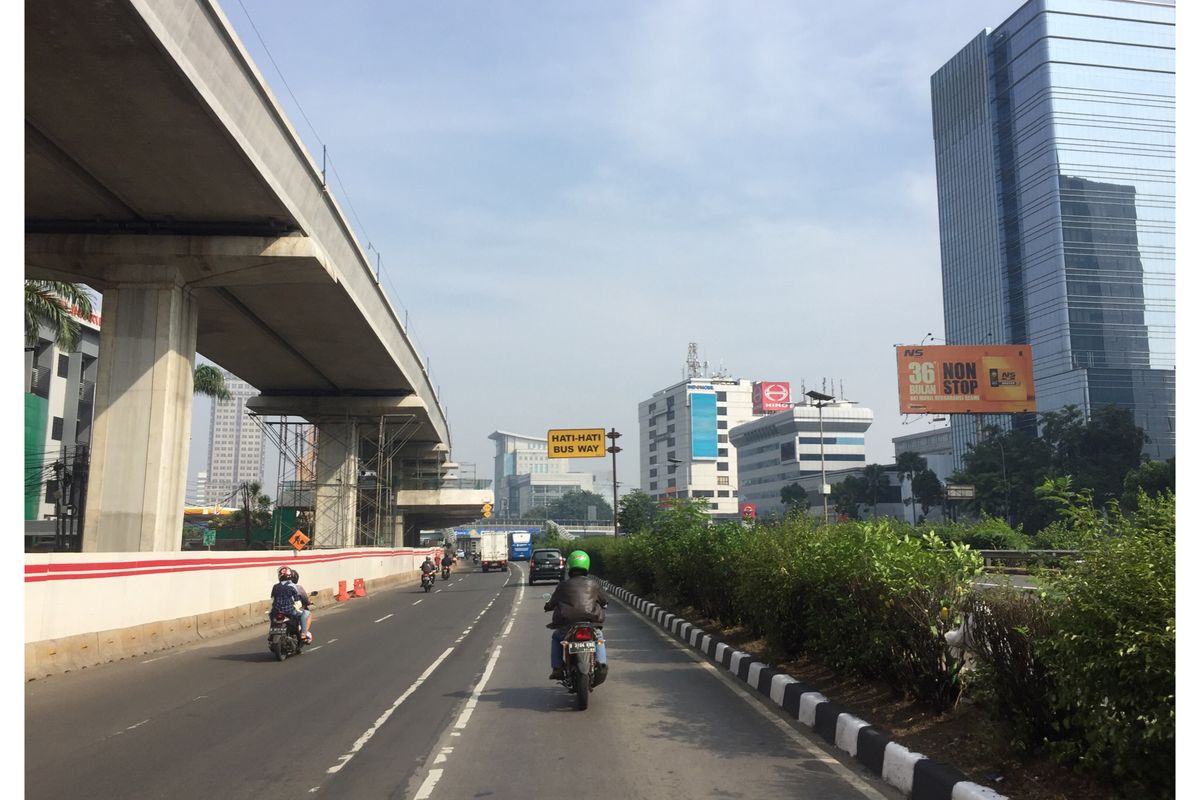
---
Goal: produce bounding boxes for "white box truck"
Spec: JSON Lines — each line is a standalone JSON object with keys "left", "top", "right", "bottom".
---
{"left": 479, "top": 531, "right": 508, "bottom": 573}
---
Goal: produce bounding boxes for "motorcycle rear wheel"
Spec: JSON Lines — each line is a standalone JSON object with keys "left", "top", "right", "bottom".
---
{"left": 574, "top": 663, "right": 590, "bottom": 710}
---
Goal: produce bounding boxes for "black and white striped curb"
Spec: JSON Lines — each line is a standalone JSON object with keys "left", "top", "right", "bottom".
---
{"left": 602, "top": 580, "right": 1007, "bottom": 800}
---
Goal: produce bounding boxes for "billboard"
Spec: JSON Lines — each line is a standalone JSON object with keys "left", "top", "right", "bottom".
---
{"left": 896, "top": 345, "right": 1036, "bottom": 414}
{"left": 547, "top": 428, "right": 606, "bottom": 458}
{"left": 753, "top": 381, "right": 792, "bottom": 414}
{"left": 690, "top": 391, "right": 718, "bottom": 459}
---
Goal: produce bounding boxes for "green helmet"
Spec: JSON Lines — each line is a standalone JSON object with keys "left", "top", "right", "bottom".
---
{"left": 567, "top": 550, "right": 591, "bottom": 573}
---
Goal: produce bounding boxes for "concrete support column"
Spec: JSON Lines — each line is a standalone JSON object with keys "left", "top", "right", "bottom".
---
{"left": 83, "top": 269, "right": 197, "bottom": 552}
{"left": 314, "top": 420, "right": 358, "bottom": 548}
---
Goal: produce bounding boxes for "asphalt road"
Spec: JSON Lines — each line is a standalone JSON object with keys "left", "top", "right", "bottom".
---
{"left": 26, "top": 563, "right": 901, "bottom": 800}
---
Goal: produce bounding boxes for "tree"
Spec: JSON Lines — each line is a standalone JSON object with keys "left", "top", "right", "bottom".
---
{"left": 896, "top": 451, "right": 928, "bottom": 525}
{"left": 910, "top": 468, "right": 943, "bottom": 519}
{"left": 954, "top": 425, "right": 1054, "bottom": 532}
{"left": 25, "top": 280, "right": 95, "bottom": 350}
{"left": 1120, "top": 458, "right": 1174, "bottom": 510}
{"left": 1042, "top": 404, "right": 1146, "bottom": 508}
{"left": 618, "top": 489, "right": 657, "bottom": 534}
{"left": 861, "top": 464, "right": 891, "bottom": 518}
{"left": 193, "top": 364, "right": 231, "bottom": 400}
{"left": 780, "top": 482, "right": 810, "bottom": 514}
{"left": 831, "top": 476, "right": 867, "bottom": 520}
{"left": 544, "top": 490, "right": 613, "bottom": 522}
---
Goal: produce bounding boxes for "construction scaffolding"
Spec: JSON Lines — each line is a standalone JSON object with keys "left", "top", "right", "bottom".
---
{"left": 253, "top": 413, "right": 421, "bottom": 549}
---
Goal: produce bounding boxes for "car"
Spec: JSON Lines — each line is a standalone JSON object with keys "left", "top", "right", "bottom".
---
{"left": 528, "top": 548, "right": 566, "bottom": 585}
{"left": 456, "top": 549, "right": 465, "bottom": 559}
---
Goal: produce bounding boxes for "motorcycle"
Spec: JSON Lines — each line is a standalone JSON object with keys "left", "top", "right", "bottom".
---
{"left": 421, "top": 571, "right": 435, "bottom": 592}
{"left": 266, "top": 591, "right": 315, "bottom": 662}
{"left": 546, "top": 608, "right": 602, "bottom": 710}
{"left": 441, "top": 564, "right": 452, "bottom": 580}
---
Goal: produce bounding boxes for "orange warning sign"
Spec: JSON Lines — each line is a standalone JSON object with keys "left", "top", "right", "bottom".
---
{"left": 288, "top": 530, "right": 310, "bottom": 551}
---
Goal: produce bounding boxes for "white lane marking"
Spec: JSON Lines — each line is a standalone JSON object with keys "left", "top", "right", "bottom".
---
{"left": 142, "top": 655, "right": 171, "bottom": 664}
{"left": 435, "top": 589, "right": 443, "bottom": 594}
{"left": 374, "top": 614, "right": 394, "bottom": 623}
{"left": 413, "top": 768, "right": 444, "bottom": 800}
{"left": 307, "top": 646, "right": 324, "bottom": 652}
{"left": 315, "top": 583, "right": 511, "bottom": 788}
{"left": 432, "top": 746, "right": 453, "bottom": 764}
{"left": 113, "top": 719, "right": 151, "bottom": 736}
{"left": 414, "top": 599, "right": 424, "bottom": 605}
{"left": 452, "top": 643, "right": 503, "bottom": 732}
{"left": 325, "top": 647, "right": 456, "bottom": 775}
{"left": 328, "top": 638, "right": 339, "bottom": 643}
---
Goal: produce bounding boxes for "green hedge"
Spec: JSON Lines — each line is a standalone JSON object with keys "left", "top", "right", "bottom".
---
{"left": 580, "top": 489, "right": 1174, "bottom": 795}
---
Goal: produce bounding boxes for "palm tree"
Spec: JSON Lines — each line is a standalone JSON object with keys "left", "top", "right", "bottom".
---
{"left": 26, "top": 279, "right": 229, "bottom": 400}
{"left": 896, "top": 451, "right": 928, "bottom": 526}
{"left": 25, "top": 280, "right": 95, "bottom": 350}
{"left": 861, "top": 464, "right": 891, "bottom": 519}
{"left": 193, "top": 364, "right": 231, "bottom": 400}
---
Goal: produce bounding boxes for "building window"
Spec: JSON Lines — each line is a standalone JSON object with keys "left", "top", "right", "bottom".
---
{"left": 716, "top": 392, "right": 727, "bottom": 401}
{"left": 667, "top": 451, "right": 675, "bottom": 461}
{"left": 666, "top": 410, "right": 675, "bottom": 420}
{"left": 650, "top": 482, "right": 658, "bottom": 490}
{"left": 718, "top": 490, "right": 730, "bottom": 497}
{"left": 717, "top": 406, "right": 727, "bottom": 416}
{"left": 667, "top": 424, "right": 675, "bottom": 434}
{"left": 57, "top": 354, "right": 70, "bottom": 378}
{"left": 649, "top": 429, "right": 656, "bottom": 439}
{"left": 717, "top": 462, "right": 729, "bottom": 471}
{"left": 667, "top": 437, "right": 676, "bottom": 447}
{"left": 717, "top": 420, "right": 727, "bottom": 430}
{"left": 667, "top": 478, "right": 676, "bottom": 487}
{"left": 717, "top": 476, "right": 730, "bottom": 485}
{"left": 718, "top": 448, "right": 728, "bottom": 457}
{"left": 718, "top": 435, "right": 728, "bottom": 443}
{"left": 51, "top": 416, "right": 64, "bottom": 441}
{"left": 649, "top": 455, "right": 657, "bottom": 465}
{"left": 649, "top": 469, "right": 658, "bottom": 478}
{"left": 667, "top": 396, "right": 675, "bottom": 408}
{"left": 649, "top": 402, "right": 657, "bottom": 412}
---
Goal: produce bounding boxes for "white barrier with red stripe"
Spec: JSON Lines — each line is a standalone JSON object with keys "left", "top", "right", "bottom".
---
{"left": 25, "top": 548, "right": 435, "bottom": 643}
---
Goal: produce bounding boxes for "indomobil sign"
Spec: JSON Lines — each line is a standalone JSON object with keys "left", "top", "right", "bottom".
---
{"left": 547, "top": 428, "right": 606, "bottom": 458}
{"left": 896, "top": 345, "right": 1036, "bottom": 414}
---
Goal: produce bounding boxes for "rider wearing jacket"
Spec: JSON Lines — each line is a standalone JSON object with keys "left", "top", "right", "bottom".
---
{"left": 544, "top": 550, "right": 608, "bottom": 684}
{"left": 271, "top": 566, "right": 313, "bottom": 642}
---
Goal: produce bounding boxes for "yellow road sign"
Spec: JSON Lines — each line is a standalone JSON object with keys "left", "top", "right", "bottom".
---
{"left": 547, "top": 428, "right": 606, "bottom": 458}
{"left": 289, "top": 530, "right": 310, "bottom": 551}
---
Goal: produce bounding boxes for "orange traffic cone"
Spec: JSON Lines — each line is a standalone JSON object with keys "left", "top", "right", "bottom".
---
{"left": 353, "top": 578, "right": 367, "bottom": 598}
{"left": 336, "top": 580, "right": 350, "bottom": 602}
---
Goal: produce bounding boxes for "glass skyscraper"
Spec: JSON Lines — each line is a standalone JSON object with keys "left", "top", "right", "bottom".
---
{"left": 931, "top": 0, "right": 1175, "bottom": 466}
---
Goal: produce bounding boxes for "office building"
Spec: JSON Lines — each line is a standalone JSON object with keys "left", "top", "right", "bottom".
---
{"left": 892, "top": 427, "right": 955, "bottom": 484}
{"left": 488, "top": 430, "right": 597, "bottom": 518}
{"left": 931, "top": 0, "right": 1175, "bottom": 466}
{"left": 24, "top": 311, "right": 100, "bottom": 529}
{"left": 730, "top": 399, "right": 874, "bottom": 519}
{"left": 639, "top": 377, "right": 784, "bottom": 517}
{"left": 204, "top": 371, "right": 264, "bottom": 505}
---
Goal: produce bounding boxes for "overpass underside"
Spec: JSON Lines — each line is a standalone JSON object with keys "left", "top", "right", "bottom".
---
{"left": 25, "top": 0, "right": 468, "bottom": 551}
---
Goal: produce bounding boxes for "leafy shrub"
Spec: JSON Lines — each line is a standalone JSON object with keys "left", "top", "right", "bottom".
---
{"left": 962, "top": 588, "right": 1056, "bottom": 752}
{"left": 1037, "top": 488, "right": 1175, "bottom": 795}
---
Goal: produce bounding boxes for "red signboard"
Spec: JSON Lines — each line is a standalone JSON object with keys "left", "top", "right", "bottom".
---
{"left": 752, "top": 381, "right": 792, "bottom": 414}
{"left": 740, "top": 503, "right": 756, "bottom": 521}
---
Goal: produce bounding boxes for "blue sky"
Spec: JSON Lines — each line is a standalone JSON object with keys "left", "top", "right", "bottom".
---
{"left": 192, "top": 0, "right": 1075, "bottom": 485}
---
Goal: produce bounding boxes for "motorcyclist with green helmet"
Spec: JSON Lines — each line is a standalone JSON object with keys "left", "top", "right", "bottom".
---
{"left": 544, "top": 549, "right": 608, "bottom": 684}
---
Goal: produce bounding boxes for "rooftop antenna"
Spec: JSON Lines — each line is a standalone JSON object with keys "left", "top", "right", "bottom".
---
{"left": 686, "top": 342, "right": 702, "bottom": 379}
{"left": 839, "top": 379, "right": 844, "bottom": 400}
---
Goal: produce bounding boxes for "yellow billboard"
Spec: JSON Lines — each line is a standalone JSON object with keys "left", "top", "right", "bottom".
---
{"left": 547, "top": 428, "right": 606, "bottom": 458}
{"left": 896, "top": 345, "right": 1036, "bottom": 414}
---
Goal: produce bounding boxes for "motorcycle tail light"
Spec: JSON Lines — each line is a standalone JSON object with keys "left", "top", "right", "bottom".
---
{"left": 573, "top": 628, "right": 594, "bottom": 641}
{"left": 273, "top": 612, "right": 287, "bottom": 621}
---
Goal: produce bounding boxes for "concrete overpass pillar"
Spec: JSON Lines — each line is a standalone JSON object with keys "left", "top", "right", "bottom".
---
{"left": 314, "top": 420, "right": 358, "bottom": 547}
{"left": 83, "top": 271, "right": 197, "bottom": 552}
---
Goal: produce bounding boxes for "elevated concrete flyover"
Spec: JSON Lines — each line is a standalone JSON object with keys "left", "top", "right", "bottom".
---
{"left": 25, "top": 0, "right": 455, "bottom": 550}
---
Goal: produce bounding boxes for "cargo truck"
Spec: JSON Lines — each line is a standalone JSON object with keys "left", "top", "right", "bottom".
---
{"left": 480, "top": 530, "right": 508, "bottom": 573}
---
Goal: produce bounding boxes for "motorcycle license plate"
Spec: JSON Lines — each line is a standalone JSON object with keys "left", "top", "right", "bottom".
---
{"left": 567, "top": 642, "right": 596, "bottom": 652}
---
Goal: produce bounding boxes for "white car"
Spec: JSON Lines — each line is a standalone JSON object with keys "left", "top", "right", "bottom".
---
{"left": 456, "top": 549, "right": 465, "bottom": 559}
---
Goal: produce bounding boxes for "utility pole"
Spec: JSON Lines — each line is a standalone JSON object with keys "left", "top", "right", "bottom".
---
{"left": 606, "top": 429, "right": 622, "bottom": 536}
{"left": 806, "top": 390, "right": 835, "bottom": 523}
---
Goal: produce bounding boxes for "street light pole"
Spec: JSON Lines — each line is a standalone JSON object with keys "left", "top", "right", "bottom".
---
{"left": 606, "top": 429, "right": 621, "bottom": 537}
{"left": 806, "top": 390, "right": 835, "bottom": 524}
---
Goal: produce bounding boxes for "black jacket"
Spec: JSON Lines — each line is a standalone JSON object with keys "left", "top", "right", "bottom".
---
{"left": 545, "top": 574, "right": 608, "bottom": 629}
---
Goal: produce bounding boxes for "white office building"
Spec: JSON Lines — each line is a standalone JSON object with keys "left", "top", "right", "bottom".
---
{"left": 730, "top": 400, "right": 873, "bottom": 519}
{"left": 489, "top": 430, "right": 597, "bottom": 518}
{"left": 204, "top": 371, "right": 264, "bottom": 505}
{"left": 639, "top": 377, "right": 781, "bottom": 517}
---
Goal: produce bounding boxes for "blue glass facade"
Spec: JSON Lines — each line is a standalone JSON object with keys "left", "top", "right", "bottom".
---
{"left": 931, "top": 0, "right": 1174, "bottom": 466}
